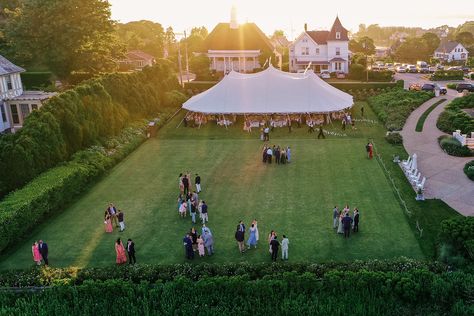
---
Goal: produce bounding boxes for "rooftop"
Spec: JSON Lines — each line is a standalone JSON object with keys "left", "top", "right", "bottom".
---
{"left": 0, "top": 55, "right": 25, "bottom": 76}
{"left": 7, "top": 91, "right": 57, "bottom": 101}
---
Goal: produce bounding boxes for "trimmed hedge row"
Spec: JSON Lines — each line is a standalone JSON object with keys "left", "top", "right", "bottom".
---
{"left": 437, "top": 94, "right": 474, "bottom": 135}
{"left": 0, "top": 60, "right": 185, "bottom": 196}
{"left": 0, "top": 269, "right": 473, "bottom": 315}
{"left": 438, "top": 135, "right": 473, "bottom": 157}
{"left": 0, "top": 123, "right": 152, "bottom": 253}
{"left": 464, "top": 160, "right": 474, "bottom": 181}
{"left": 431, "top": 70, "right": 464, "bottom": 81}
{"left": 0, "top": 258, "right": 446, "bottom": 287}
{"left": 368, "top": 89, "right": 433, "bottom": 131}
{"left": 20, "top": 72, "right": 54, "bottom": 90}
{"left": 415, "top": 99, "right": 447, "bottom": 132}
{"left": 440, "top": 217, "right": 474, "bottom": 260}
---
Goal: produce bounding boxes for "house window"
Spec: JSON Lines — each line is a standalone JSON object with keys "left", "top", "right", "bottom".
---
{"left": 20, "top": 104, "right": 30, "bottom": 121}
{"left": 10, "top": 104, "right": 19, "bottom": 124}
{"left": 301, "top": 47, "right": 309, "bottom": 55}
{"left": 31, "top": 104, "right": 38, "bottom": 111}
{"left": 336, "top": 47, "right": 340, "bottom": 56}
{"left": 302, "top": 39, "right": 308, "bottom": 43}
{"left": 322, "top": 65, "right": 328, "bottom": 70}
{"left": 1, "top": 104, "right": 6, "bottom": 122}
{"left": 316, "top": 48, "right": 320, "bottom": 54}
{"left": 334, "top": 62, "right": 342, "bottom": 71}
{"left": 6, "top": 75, "right": 12, "bottom": 90}
{"left": 336, "top": 32, "right": 341, "bottom": 39}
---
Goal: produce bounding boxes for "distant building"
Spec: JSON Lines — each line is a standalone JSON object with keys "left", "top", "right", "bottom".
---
{"left": 204, "top": 7, "right": 276, "bottom": 73}
{"left": 389, "top": 32, "right": 409, "bottom": 42}
{"left": 434, "top": 41, "right": 469, "bottom": 62}
{"left": 375, "top": 46, "right": 391, "bottom": 58}
{"left": 119, "top": 50, "right": 156, "bottom": 71}
{"left": 289, "top": 17, "right": 350, "bottom": 73}
{"left": 0, "top": 54, "right": 56, "bottom": 133}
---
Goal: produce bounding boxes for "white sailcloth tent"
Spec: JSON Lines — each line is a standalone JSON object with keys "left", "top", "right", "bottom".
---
{"left": 182, "top": 65, "right": 353, "bottom": 114}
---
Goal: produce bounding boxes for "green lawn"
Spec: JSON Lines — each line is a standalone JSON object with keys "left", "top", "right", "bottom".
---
{"left": 1, "top": 102, "right": 454, "bottom": 270}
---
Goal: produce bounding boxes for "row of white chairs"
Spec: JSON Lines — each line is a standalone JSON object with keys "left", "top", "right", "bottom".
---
{"left": 402, "top": 155, "right": 426, "bottom": 190}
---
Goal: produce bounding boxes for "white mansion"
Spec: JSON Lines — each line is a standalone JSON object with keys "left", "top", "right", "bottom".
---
{"left": 0, "top": 55, "right": 55, "bottom": 133}
{"left": 289, "top": 17, "right": 350, "bottom": 74}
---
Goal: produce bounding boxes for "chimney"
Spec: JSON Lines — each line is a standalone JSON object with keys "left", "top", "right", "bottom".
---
{"left": 304, "top": 23, "right": 307, "bottom": 32}
{"left": 230, "top": 6, "right": 238, "bottom": 29}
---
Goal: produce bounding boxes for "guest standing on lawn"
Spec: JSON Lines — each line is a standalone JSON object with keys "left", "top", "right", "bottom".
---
{"left": 317, "top": 125, "right": 325, "bottom": 139}
{"left": 235, "top": 227, "right": 245, "bottom": 253}
{"left": 107, "top": 203, "right": 119, "bottom": 228}
{"left": 118, "top": 210, "right": 125, "bottom": 232}
{"left": 266, "top": 147, "right": 273, "bottom": 164}
{"left": 183, "top": 234, "right": 194, "bottom": 260}
{"left": 270, "top": 236, "right": 280, "bottom": 262}
{"left": 252, "top": 219, "right": 259, "bottom": 242}
{"left": 366, "top": 143, "right": 371, "bottom": 159}
{"left": 247, "top": 224, "right": 257, "bottom": 249}
{"left": 353, "top": 208, "right": 360, "bottom": 232}
{"left": 179, "top": 173, "right": 184, "bottom": 194}
{"left": 281, "top": 235, "right": 289, "bottom": 260}
{"left": 127, "top": 239, "right": 136, "bottom": 265}
{"left": 115, "top": 238, "right": 127, "bottom": 265}
{"left": 369, "top": 142, "right": 374, "bottom": 159}
{"left": 333, "top": 206, "right": 340, "bottom": 229}
{"left": 38, "top": 240, "right": 48, "bottom": 266}
{"left": 105, "top": 214, "right": 113, "bottom": 233}
{"left": 203, "top": 230, "right": 214, "bottom": 255}
{"left": 32, "top": 242, "right": 42, "bottom": 266}
{"left": 182, "top": 174, "right": 190, "bottom": 195}
{"left": 201, "top": 201, "right": 208, "bottom": 223}
{"left": 202, "top": 224, "right": 212, "bottom": 236}
{"left": 342, "top": 213, "right": 353, "bottom": 238}
{"left": 197, "top": 235, "right": 205, "bottom": 257}
{"left": 286, "top": 147, "right": 291, "bottom": 163}
{"left": 179, "top": 201, "right": 187, "bottom": 218}
{"left": 195, "top": 174, "right": 201, "bottom": 193}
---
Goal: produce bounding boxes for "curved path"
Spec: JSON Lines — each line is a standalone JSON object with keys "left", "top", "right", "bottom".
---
{"left": 400, "top": 92, "right": 474, "bottom": 216}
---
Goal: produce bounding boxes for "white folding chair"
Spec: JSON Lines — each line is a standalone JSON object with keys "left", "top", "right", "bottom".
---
{"left": 402, "top": 156, "right": 412, "bottom": 167}
{"left": 409, "top": 169, "right": 418, "bottom": 180}
{"left": 411, "top": 172, "right": 421, "bottom": 185}
{"left": 416, "top": 177, "right": 426, "bottom": 190}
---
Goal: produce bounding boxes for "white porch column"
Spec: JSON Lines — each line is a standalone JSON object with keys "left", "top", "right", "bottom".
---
{"left": 213, "top": 57, "right": 216, "bottom": 70}
{"left": 253, "top": 57, "right": 256, "bottom": 69}
{"left": 238, "top": 57, "right": 241, "bottom": 72}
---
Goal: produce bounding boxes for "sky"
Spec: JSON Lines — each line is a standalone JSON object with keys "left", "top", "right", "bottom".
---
{"left": 109, "top": 0, "right": 474, "bottom": 39}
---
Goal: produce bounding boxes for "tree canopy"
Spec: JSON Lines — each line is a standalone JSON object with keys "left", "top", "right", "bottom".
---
{"left": 116, "top": 20, "right": 165, "bottom": 58}
{"left": 3, "top": 0, "right": 124, "bottom": 79}
{"left": 349, "top": 36, "right": 376, "bottom": 56}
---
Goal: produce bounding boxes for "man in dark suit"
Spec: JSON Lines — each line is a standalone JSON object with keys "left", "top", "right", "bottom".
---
{"left": 235, "top": 228, "right": 245, "bottom": 253}
{"left": 270, "top": 236, "right": 280, "bottom": 262}
{"left": 237, "top": 221, "right": 245, "bottom": 233}
{"left": 182, "top": 175, "right": 190, "bottom": 195}
{"left": 341, "top": 213, "right": 353, "bottom": 238}
{"left": 38, "top": 240, "right": 49, "bottom": 265}
{"left": 353, "top": 209, "right": 360, "bottom": 233}
{"left": 183, "top": 234, "right": 194, "bottom": 259}
{"left": 127, "top": 239, "right": 136, "bottom": 264}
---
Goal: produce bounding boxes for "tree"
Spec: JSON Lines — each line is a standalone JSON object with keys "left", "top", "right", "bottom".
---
{"left": 421, "top": 32, "right": 440, "bottom": 52}
{"left": 455, "top": 32, "right": 474, "bottom": 47}
{"left": 183, "top": 26, "right": 208, "bottom": 53}
{"left": 350, "top": 37, "right": 375, "bottom": 55}
{"left": 3, "top": 0, "right": 124, "bottom": 79}
{"left": 116, "top": 20, "right": 165, "bottom": 58}
{"left": 394, "top": 38, "right": 430, "bottom": 63}
{"left": 189, "top": 54, "right": 211, "bottom": 80}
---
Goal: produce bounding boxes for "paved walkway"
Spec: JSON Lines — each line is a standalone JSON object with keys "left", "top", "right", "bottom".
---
{"left": 400, "top": 92, "right": 474, "bottom": 216}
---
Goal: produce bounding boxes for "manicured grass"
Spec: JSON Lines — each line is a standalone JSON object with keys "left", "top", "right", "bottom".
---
{"left": 415, "top": 99, "right": 447, "bottom": 132}
{"left": 0, "top": 103, "right": 458, "bottom": 270}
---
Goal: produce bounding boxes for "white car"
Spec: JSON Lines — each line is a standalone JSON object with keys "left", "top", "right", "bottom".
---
{"left": 396, "top": 66, "right": 407, "bottom": 73}
{"left": 320, "top": 71, "right": 331, "bottom": 79}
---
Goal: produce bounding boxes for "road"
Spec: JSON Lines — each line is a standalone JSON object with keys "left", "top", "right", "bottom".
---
{"left": 394, "top": 73, "right": 473, "bottom": 98}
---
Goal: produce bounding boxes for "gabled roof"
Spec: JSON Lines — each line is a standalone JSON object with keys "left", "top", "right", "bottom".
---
{"left": 126, "top": 50, "right": 155, "bottom": 61}
{"left": 0, "top": 55, "right": 25, "bottom": 76}
{"left": 435, "top": 41, "right": 463, "bottom": 53}
{"left": 327, "top": 16, "right": 349, "bottom": 41}
{"left": 306, "top": 31, "right": 330, "bottom": 45}
{"left": 204, "top": 23, "right": 274, "bottom": 52}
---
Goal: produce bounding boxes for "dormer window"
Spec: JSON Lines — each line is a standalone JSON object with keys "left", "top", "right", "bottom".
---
{"left": 336, "top": 32, "right": 341, "bottom": 39}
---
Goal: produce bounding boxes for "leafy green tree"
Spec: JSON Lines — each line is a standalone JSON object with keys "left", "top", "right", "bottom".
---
{"left": 394, "top": 38, "right": 431, "bottom": 63}
{"left": 189, "top": 54, "right": 210, "bottom": 80}
{"left": 455, "top": 32, "right": 474, "bottom": 46}
{"left": 350, "top": 37, "right": 375, "bottom": 56}
{"left": 117, "top": 20, "right": 165, "bottom": 57}
{"left": 183, "top": 26, "right": 208, "bottom": 53}
{"left": 421, "top": 32, "right": 440, "bottom": 52}
{"left": 3, "top": 0, "right": 124, "bottom": 79}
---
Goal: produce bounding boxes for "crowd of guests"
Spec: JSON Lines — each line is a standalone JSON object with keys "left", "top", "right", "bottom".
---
{"left": 104, "top": 203, "right": 126, "bottom": 233}
{"left": 31, "top": 240, "right": 48, "bottom": 266}
{"left": 262, "top": 145, "right": 291, "bottom": 164}
{"left": 183, "top": 224, "right": 214, "bottom": 259}
{"left": 333, "top": 205, "right": 360, "bottom": 238}
{"left": 114, "top": 238, "right": 136, "bottom": 265}
{"left": 177, "top": 172, "right": 206, "bottom": 224}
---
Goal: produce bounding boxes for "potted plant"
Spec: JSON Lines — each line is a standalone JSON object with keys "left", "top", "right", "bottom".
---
{"left": 416, "top": 187, "right": 425, "bottom": 201}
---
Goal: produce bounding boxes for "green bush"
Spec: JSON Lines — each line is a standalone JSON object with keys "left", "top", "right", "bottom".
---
{"left": 20, "top": 72, "right": 53, "bottom": 90}
{"left": 0, "top": 60, "right": 184, "bottom": 196}
{"left": 0, "top": 268, "right": 472, "bottom": 315}
{"left": 438, "top": 135, "right": 473, "bottom": 157}
{"left": 368, "top": 89, "right": 433, "bottom": 131}
{"left": 385, "top": 132, "right": 403, "bottom": 144}
{"left": 431, "top": 70, "right": 464, "bottom": 81}
{"left": 447, "top": 83, "right": 457, "bottom": 90}
{"left": 440, "top": 217, "right": 474, "bottom": 259}
{"left": 0, "top": 124, "right": 148, "bottom": 253}
{"left": 437, "top": 94, "right": 474, "bottom": 134}
{"left": 464, "top": 160, "right": 474, "bottom": 181}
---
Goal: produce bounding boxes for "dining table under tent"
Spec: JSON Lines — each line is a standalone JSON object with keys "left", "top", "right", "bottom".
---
{"left": 181, "top": 65, "right": 354, "bottom": 129}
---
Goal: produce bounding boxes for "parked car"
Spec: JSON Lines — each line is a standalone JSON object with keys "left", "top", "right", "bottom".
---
{"left": 320, "top": 71, "right": 331, "bottom": 79}
{"left": 336, "top": 72, "right": 345, "bottom": 79}
{"left": 456, "top": 83, "right": 474, "bottom": 92}
{"left": 386, "top": 63, "right": 395, "bottom": 71}
{"left": 447, "top": 66, "right": 462, "bottom": 71}
{"left": 421, "top": 83, "right": 447, "bottom": 95}
{"left": 428, "top": 66, "right": 437, "bottom": 73}
{"left": 406, "top": 65, "right": 417, "bottom": 73}
{"left": 396, "top": 66, "right": 407, "bottom": 73}
{"left": 409, "top": 83, "right": 421, "bottom": 91}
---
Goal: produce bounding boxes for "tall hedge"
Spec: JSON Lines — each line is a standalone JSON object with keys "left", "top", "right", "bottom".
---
{"left": 0, "top": 60, "right": 183, "bottom": 196}
{"left": 437, "top": 94, "right": 474, "bottom": 135}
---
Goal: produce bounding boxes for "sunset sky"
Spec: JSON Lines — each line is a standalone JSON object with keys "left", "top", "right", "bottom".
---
{"left": 109, "top": 0, "right": 474, "bottom": 39}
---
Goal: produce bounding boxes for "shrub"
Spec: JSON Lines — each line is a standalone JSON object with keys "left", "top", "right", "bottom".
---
{"left": 436, "top": 94, "right": 474, "bottom": 135}
{"left": 385, "top": 132, "right": 403, "bottom": 144}
{"left": 438, "top": 135, "right": 473, "bottom": 157}
{"left": 431, "top": 70, "right": 464, "bottom": 81}
{"left": 0, "top": 124, "right": 149, "bottom": 253}
{"left": 446, "top": 83, "right": 457, "bottom": 90}
{"left": 464, "top": 160, "right": 474, "bottom": 181}
{"left": 20, "top": 72, "right": 53, "bottom": 90}
{"left": 368, "top": 89, "right": 433, "bottom": 131}
{"left": 440, "top": 217, "right": 474, "bottom": 259}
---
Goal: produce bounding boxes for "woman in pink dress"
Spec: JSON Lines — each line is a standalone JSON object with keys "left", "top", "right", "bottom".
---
{"left": 105, "top": 214, "right": 113, "bottom": 233}
{"left": 115, "top": 238, "right": 127, "bottom": 265}
{"left": 197, "top": 235, "right": 205, "bottom": 257}
{"left": 369, "top": 142, "right": 374, "bottom": 159}
{"left": 32, "top": 242, "right": 42, "bottom": 265}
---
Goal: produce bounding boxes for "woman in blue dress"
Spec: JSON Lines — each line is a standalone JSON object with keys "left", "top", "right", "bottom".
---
{"left": 286, "top": 147, "right": 291, "bottom": 163}
{"left": 247, "top": 224, "right": 258, "bottom": 249}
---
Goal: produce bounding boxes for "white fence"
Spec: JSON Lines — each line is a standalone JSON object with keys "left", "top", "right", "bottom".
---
{"left": 453, "top": 130, "right": 474, "bottom": 150}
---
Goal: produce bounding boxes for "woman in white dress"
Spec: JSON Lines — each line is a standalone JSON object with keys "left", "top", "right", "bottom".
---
{"left": 252, "top": 219, "right": 259, "bottom": 242}
{"left": 337, "top": 213, "right": 344, "bottom": 234}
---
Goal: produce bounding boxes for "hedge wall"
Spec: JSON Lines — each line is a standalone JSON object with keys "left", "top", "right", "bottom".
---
{"left": 0, "top": 123, "right": 153, "bottom": 253}
{"left": 431, "top": 70, "right": 464, "bottom": 81}
{"left": 0, "top": 60, "right": 185, "bottom": 196}
{"left": 0, "top": 265, "right": 473, "bottom": 315}
{"left": 368, "top": 89, "right": 433, "bottom": 131}
{"left": 20, "top": 72, "right": 53, "bottom": 90}
{"left": 437, "top": 94, "right": 474, "bottom": 135}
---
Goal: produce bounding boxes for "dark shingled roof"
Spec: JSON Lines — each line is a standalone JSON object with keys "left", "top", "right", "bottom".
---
{"left": 306, "top": 31, "right": 329, "bottom": 45}
{"left": 435, "top": 41, "right": 461, "bottom": 53}
{"left": 204, "top": 23, "right": 274, "bottom": 52}
{"left": 0, "top": 54, "right": 25, "bottom": 75}
{"left": 327, "top": 16, "right": 349, "bottom": 41}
